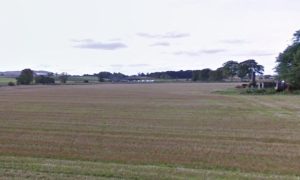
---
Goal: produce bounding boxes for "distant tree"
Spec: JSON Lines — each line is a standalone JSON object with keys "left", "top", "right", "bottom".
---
{"left": 209, "top": 68, "right": 224, "bottom": 81}
{"left": 59, "top": 73, "right": 68, "bottom": 84}
{"left": 110, "top": 73, "right": 127, "bottom": 82}
{"left": 147, "top": 70, "right": 192, "bottom": 79}
{"left": 138, "top": 73, "right": 146, "bottom": 77}
{"left": 35, "top": 75, "right": 55, "bottom": 84}
{"left": 276, "top": 30, "right": 300, "bottom": 89}
{"left": 199, "top": 68, "right": 211, "bottom": 81}
{"left": 17, "top": 69, "right": 34, "bottom": 85}
{"left": 98, "top": 72, "right": 112, "bottom": 82}
{"left": 192, "top": 69, "right": 212, "bottom": 81}
{"left": 159, "top": 73, "right": 171, "bottom": 79}
{"left": 192, "top": 70, "right": 201, "bottom": 81}
{"left": 222, "top": 60, "right": 239, "bottom": 81}
{"left": 97, "top": 72, "right": 127, "bottom": 82}
{"left": 237, "top": 59, "right": 264, "bottom": 80}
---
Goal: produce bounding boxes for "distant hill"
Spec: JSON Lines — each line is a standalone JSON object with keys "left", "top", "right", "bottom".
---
{"left": 0, "top": 70, "right": 53, "bottom": 78}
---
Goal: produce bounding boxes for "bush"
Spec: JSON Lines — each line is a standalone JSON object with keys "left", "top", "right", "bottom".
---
{"left": 239, "top": 88, "right": 277, "bottom": 95}
{"left": 8, "top": 82, "right": 15, "bottom": 86}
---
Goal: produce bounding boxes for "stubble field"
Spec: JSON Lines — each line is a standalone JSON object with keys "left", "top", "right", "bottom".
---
{"left": 0, "top": 83, "right": 300, "bottom": 179}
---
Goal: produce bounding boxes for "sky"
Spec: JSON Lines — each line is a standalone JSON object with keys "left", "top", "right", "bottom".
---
{"left": 0, "top": 0, "right": 300, "bottom": 75}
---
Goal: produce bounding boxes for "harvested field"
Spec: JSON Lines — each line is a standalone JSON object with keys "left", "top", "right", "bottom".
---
{"left": 0, "top": 83, "right": 300, "bottom": 179}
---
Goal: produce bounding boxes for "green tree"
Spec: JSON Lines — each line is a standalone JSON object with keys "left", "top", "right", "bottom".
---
{"left": 237, "top": 59, "right": 264, "bottom": 80}
{"left": 222, "top": 60, "right": 238, "bottom": 81}
{"left": 192, "top": 70, "right": 200, "bottom": 81}
{"left": 199, "top": 68, "right": 211, "bottom": 81}
{"left": 159, "top": 73, "right": 171, "bottom": 79}
{"left": 17, "top": 69, "right": 34, "bottom": 85}
{"left": 209, "top": 68, "right": 224, "bottom": 81}
{"left": 35, "top": 75, "right": 55, "bottom": 84}
{"left": 98, "top": 72, "right": 112, "bottom": 82}
{"left": 276, "top": 30, "right": 300, "bottom": 88}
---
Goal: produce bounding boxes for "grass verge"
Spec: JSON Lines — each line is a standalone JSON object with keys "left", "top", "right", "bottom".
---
{"left": 0, "top": 156, "right": 298, "bottom": 180}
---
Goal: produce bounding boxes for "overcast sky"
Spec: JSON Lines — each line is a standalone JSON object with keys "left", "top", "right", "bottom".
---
{"left": 0, "top": 0, "right": 299, "bottom": 75}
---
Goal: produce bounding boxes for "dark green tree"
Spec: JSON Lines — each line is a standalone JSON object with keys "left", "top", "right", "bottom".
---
{"left": 209, "top": 68, "right": 224, "bottom": 81}
{"left": 98, "top": 72, "right": 112, "bottom": 82}
{"left": 222, "top": 60, "right": 239, "bottom": 81}
{"left": 237, "top": 59, "right": 264, "bottom": 80}
{"left": 35, "top": 75, "right": 55, "bottom": 84}
{"left": 199, "top": 68, "right": 211, "bottom": 81}
{"left": 17, "top": 69, "right": 34, "bottom": 85}
{"left": 276, "top": 30, "right": 300, "bottom": 88}
{"left": 192, "top": 70, "right": 200, "bottom": 81}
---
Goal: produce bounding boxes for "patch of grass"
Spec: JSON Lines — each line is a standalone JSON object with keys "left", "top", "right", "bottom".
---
{"left": 213, "top": 88, "right": 239, "bottom": 95}
{"left": 67, "top": 76, "right": 99, "bottom": 84}
{"left": 215, "top": 87, "right": 300, "bottom": 95}
{"left": 0, "top": 156, "right": 298, "bottom": 179}
{"left": 0, "top": 77, "right": 16, "bottom": 85}
{"left": 239, "top": 88, "right": 277, "bottom": 95}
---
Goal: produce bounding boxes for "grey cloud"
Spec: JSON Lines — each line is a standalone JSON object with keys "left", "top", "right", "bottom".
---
{"left": 150, "top": 42, "right": 171, "bottom": 47}
{"left": 174, "top": 49, "right": 227, "bottom": 56}
{"left": 137, "top": 32, "right": 190, "bottom": 39}
{"left": 73, "top": 39, "right": 127, "bottom": 50}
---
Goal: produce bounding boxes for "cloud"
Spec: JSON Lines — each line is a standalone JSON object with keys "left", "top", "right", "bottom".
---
{"left": 150, "top": 42, "right": 171, "bottom": 47}
{"left": 174, "top": 49, "right": 227, "bottom": 56}
{"left": 72, "top": 39, "right": 127, "bottom": 50}
{"left": 137, "top": 32, "right": 190, "bottom": 39}
{"left": 220, "top": 39, "right": 249, "bottom": 44}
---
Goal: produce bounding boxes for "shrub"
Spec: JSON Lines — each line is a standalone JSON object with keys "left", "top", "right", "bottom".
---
{"left": 239, "top": 88, "right": 277, "bottom": 95}
{"left": 8, "top": 82, "right": 15, "bottom": 86}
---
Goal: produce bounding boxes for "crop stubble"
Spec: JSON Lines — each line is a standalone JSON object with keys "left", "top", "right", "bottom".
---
{"left": 0, "top": 83, "right": 300, "bottom": 179}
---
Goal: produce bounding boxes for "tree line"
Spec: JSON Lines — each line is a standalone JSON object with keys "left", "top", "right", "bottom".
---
{"left": 11, "top": 29, "right": 300, "bottom": 87}
{"left": 15, "top": 69, "right": 68, "bottom": 85}
{"left": 13, "top": 59, "right": 265, "bottom": 85}
{"left": 144, "top": 59, "right": 264, "bottom": 82}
